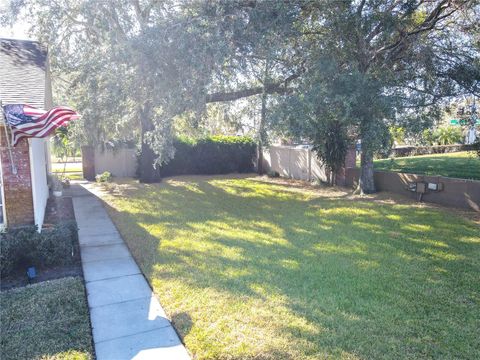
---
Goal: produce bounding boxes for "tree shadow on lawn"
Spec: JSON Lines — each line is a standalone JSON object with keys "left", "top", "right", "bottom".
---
{"left": 101, "top": 177, "right": 480, "bottom": 359}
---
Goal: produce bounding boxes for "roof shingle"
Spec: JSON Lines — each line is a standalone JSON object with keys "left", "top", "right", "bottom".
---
{"left": 0, "top": 38, "right": 48, "bottom": 109}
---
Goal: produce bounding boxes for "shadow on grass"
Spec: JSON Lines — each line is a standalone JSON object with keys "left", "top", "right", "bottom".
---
{"left": 100, "top": 176, "right": 480, "bottom": 359}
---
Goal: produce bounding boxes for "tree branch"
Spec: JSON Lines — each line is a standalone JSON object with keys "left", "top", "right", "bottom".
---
{"left": 369, "top": 0, "right": 459, "bottom": 66}
{"left": 206, "top": 71, "right": 302, "bottom": 103}
{"left": 206, "top": 83, "right": 286, "bottom": 103}
{"left": 356, "top": 0, "right": 367, "bottom": 17}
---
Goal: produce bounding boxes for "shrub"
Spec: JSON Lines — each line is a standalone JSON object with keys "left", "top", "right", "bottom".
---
{"left": 390, "top": 126, "right": 406, "bottom": 145}
{"left": 0, "top": 227, "right": 38, "bottom": 276}
{"left": 433, "top": 126, "right": 463, "bottom": 145}
{"left": 96, "top": 171, "right": 112, "bottom": 183}
{"left": 267, "top": 170, "right": 280, "bottom": 178}
{"left": 472, "top": 139, "right": 480, "bottom": 158}
{"left": 61, "top": 176, "right": 71, "bottom": 188}
{"left": 312, "top": 120, "right": 349, "bottom": 185}
{"left": 0, "top": 221, "right": 78, "bottom": 277}
{"left": 160, "top": 135, "right": 256, "bottom": 177}
{"left": 420, "top": 128, "right": 436, "bottom": 146}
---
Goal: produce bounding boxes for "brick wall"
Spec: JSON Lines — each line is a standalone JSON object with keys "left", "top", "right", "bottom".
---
{"left": 0, "top": 126, "right": 34, "bottom": 226}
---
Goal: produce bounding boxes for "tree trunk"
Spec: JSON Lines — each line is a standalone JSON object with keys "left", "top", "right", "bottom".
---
{"left": 330, "top": 168, "right": 336, "bottom": 186}
{"left": 139, "top": 138, "right": 160, "bottom": 183}
{"left": 257, "top": 91, "right": 267, "bottom": 175}
{"left": 257, "top": 59, "right": 270, "bottom": 175}
{"left": 138, "top": 105, "right": 160, "bottom": 183}
{"left": 257, "top": 142, "right": 264, "bottom": 174}
{"left": 358, "top": 149, "right": 375, "bottom": 194}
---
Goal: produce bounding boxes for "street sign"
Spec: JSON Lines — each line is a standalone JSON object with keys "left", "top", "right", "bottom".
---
{"left": 450, "top": 119, "right": 478, "bottom": 126}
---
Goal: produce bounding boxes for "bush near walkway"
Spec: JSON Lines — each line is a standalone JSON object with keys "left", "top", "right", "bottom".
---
{"left": 97, "top": 176, "right": 480, "bottom": 360}
{"left": 0, "top": 222, "right": 79, "bottom": 277}
{"left": 1, "top": 277, "right": 93, "bottom": 360}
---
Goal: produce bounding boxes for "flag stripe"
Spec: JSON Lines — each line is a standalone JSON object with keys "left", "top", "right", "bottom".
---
{"left": 13, "top": 113, "right": 76, "bottom": 144}
{"left": 14, "top": 117, "right": 73, "bottom": 144}
{"left": 12, "top": 111, "right": 74, "bottom": 138}
{"left": 15, "top": 107, "right": 75, "bottom": 127}
{"left": 14, "top": 109, "right": 76, "bottom": 131}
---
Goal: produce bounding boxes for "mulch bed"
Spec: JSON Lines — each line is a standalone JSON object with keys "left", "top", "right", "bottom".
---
{"left": 43, "top": 194, "right": 76, "bottom": 225}
{"left": 1, "top": 265, "right": 83, "bottom": 291}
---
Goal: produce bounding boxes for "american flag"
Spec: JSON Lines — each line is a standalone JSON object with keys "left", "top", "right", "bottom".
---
{"left": 2, "top": 104, "right": 80, "bottom": 146}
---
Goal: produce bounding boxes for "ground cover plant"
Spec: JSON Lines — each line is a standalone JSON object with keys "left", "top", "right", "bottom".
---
{"left": 371, "top": 152, "right": 480, "bottom": 180}
{"left": 0, "top": 277, "right": 93, "bottom": 360}
{"left": 97, "top": 176, "right": 480, "bottom": 359}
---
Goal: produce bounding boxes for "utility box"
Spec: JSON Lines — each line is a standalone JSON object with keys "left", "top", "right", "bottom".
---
{"left": 427, "top": 182, "right": 444, "bottom": 191}
{"left": 408, "top": 182, "right": 427, "bottom": 193}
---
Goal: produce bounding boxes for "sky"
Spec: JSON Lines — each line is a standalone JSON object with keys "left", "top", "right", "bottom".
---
{"left": 0, "top": 23, "right": 30, "bottom": 39}
{"left": 0, "top": 2, "right": 32, "bottom": 40}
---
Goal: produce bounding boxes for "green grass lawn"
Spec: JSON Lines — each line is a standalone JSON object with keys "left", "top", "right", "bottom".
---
{"left": 51, "top": 162, "right": 83, "bottom": 173}
{"left": 52, "top": 162, "right": 83, "bottom": 180}
{"left": 371, "top": 151, "right": 480, "bottom": 180}
{"left": 97, "top": 176, "right": 480, "bottom": 359}
{"left": 1, "top": 277, "right": 93, "bottom": 360}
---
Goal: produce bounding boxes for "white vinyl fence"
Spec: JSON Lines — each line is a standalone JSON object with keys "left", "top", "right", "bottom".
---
{"left": 94, "top": 148, "right": 137, "bottom": 177}
{"left": 262, "top": 145, "right": 329, "bottom": 183}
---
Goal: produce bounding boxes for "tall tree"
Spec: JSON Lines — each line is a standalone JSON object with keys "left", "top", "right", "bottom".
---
{"left": 287, "top": 0, "right": 480, "bottom": 193}
{"left": 4, "top": 0, "right": 478, "bottom": 189}
{"left": 3, "top": 0, "right": 302, "bottom": 181}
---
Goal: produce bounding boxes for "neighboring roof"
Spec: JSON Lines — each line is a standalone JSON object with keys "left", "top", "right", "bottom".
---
{"left": 0, "top": 38, "right": 48, "bottom": 108}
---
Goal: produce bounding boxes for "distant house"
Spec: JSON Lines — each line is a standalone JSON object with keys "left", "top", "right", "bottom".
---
{"left": 0, "top": 38, "right": 52, "bottom": 230}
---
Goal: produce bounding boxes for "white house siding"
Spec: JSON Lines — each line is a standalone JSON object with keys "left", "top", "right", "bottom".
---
{"left": 44, "top": 52, "right": 53, "bottom": 174}
{"left": 29, "top": 138, "right": 49, "bottom": 230}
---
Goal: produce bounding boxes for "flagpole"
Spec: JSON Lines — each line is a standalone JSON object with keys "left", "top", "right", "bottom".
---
{"left": 0, "top": 101, "right": 18, "bottom": 175}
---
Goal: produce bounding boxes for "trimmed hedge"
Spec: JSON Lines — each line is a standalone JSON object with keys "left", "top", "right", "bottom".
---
{"left": 0, "top": 221, "right": 78, "bottom": 277}
{"left": 160, "top": 135, "right": 256, "bottom": 177}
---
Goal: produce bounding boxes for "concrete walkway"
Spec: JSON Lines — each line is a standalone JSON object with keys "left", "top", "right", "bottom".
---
{"left": 70, "top": 183, "right": 190, "bottom": 360}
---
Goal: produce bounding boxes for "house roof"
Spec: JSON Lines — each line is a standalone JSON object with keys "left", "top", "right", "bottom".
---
{"left": 0, "top": 38, "right": 48, "bottom": 109}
